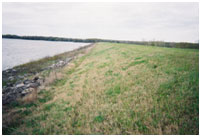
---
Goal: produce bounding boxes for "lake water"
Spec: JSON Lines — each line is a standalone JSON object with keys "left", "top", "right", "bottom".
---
{"left": 2, "top": 38, "right": 90, "bottom": 70}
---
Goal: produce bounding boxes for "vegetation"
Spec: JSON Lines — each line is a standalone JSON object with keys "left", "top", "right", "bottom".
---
{"left": 2, "top": 42, "right": 199, "bottom": 135}
{"left": 3, "top": 34, "right": 199, "bottom": 49}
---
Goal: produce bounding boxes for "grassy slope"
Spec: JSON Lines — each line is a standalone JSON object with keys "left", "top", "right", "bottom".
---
{"left": 3, "top": 42, "right": 199, "bottom": 135}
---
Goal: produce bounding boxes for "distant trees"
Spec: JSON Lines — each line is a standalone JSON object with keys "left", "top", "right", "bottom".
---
{"left": 2, "top": 34, "right": 199, "bottom": 49}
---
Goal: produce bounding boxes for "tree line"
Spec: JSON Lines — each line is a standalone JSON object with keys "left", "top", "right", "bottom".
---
{"left": 2, "top": 34, "right": 199, "bottom": 49}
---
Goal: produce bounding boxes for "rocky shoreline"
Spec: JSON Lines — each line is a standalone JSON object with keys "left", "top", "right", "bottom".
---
{"left": 2, "top": 44, "right": 94, "bottom": 105}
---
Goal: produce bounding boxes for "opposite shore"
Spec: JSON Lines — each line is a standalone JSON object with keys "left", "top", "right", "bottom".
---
{"left": 3, "top": 34, "right": 199, "bottom": 49}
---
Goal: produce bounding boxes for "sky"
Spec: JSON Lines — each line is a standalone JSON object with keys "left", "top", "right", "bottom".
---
{"left": 2, "top": 2, "right": 199, "bottom": 43}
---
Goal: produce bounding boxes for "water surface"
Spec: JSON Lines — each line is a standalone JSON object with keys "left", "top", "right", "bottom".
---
{"left": 2, "top": 38, "right": 90, "bottom": 70}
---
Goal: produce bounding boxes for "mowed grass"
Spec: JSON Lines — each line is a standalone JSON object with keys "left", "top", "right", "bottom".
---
{"left": 3, "top": 42, "right": 199, "bottom": 135}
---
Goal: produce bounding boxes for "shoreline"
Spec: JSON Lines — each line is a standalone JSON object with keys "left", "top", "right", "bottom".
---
{"left": 2, "top": 43, "right": 95, "bottom": 105}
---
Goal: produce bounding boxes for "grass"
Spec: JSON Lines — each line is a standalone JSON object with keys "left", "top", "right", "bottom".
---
{"left": 2, "top": 42, "right": 199, "bottom": 135}
{"left": 94, "top": 115, "right": 104, "bottom": 123}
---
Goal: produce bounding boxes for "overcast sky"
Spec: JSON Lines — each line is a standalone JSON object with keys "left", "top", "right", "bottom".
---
{"left": 2, "top": 2, "right": 199, "bottom": 42}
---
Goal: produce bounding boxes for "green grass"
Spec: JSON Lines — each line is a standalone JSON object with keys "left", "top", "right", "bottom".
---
{"left": 105, "top": 85, "right": 121, "bottom": 96}
{"left": 3, "top": 42, "right": 199, "bottom": 135}
{"left": 94, "top": 115, "right": 104, "bottom": 123}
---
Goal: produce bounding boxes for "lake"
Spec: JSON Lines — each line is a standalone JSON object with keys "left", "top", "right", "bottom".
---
{"left": 2, "top": 38, "right": 90, "bottom": 70}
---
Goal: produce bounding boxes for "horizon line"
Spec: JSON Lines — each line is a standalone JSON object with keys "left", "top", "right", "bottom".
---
{"left": 2, "top": 34, "right": 199, "bottom": 44}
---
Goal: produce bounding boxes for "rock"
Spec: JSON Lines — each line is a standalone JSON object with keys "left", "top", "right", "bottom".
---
{"left": 27, "top": 82, "right": 40, "bottom": 88}
{"left": 18, "top": 75, "right": 24, "bottom": 79}
{"left": 2, "top": 69, "right": 42, "bottom": 104}
{"left": 21, "top": 88, "right": 35, "bottom": 95}
{"left": 6, "top": 69, "right": 12, "bottom": 73}
{"left": 48, "top": 58, "right": 73, "bottom": 69}
{"left": 23, "top": 79, "right": 32, "bottom": 85}
{"left": 15, "top": 87, "right": 24, "bottom": 93}
{"left": 12, "top": 69, "right": 17, "bottom": 74}
{"left": 3, "top": 94, "right": 17, "bottom": 105}
{"left": 8, "top": 76, "right": 14, "bottom": 81}
{"left": 21, "top": 90, "right": 27, "bottom": 95}
{"left": 7, "top": 83, "right": 14, "bottom": 87}
{"left": 3, "top": 87, "right": 14, "bottom": 94}
{"left": 59, "top": 60, "right": 64, "bottom": 64}
{"left": 16, "top": 83, "right": 24, "bottom": 88}
{"left": 66, "top": 58, "right": 72, "bottom": 63}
